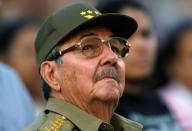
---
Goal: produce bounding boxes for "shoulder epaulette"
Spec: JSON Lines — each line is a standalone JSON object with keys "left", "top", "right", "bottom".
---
{"left": 38, "top": 112, "right": 75, "bottom": 131}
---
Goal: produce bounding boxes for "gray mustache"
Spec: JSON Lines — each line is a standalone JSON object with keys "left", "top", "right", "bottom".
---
{"left": 94, "top": 68, "right": 120, "bottom": 83}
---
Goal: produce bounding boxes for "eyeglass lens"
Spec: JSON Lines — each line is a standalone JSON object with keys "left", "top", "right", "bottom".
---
{"left": 80, "top": 36, "right": 129, "bottom": 58}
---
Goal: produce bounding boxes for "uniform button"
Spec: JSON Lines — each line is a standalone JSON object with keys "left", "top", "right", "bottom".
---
{"left": 99, "top": 123, "right": 114, "bottom": 131}
{"left": 100, "top": 124, "right": 107, "bottom": 131}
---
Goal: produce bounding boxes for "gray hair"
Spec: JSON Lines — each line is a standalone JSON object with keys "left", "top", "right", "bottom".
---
{"left": 41, "top": 44, "right": 63, "bottom": 100}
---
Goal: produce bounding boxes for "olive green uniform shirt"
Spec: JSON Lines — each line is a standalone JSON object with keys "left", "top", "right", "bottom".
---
{"left": 24, "top": 98, "right": 142, "bottom": 131}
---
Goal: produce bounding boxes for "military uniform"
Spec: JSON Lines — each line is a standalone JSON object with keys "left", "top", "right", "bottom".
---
{"left": 24, "top": 98, "right": 142, "bottom": 131}
{"left": 25, "top": 2, "right": 142, "bottom": 131}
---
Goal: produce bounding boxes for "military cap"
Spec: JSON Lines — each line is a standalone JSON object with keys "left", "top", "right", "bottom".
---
{"left": 35, "top": 2, "right": 138, "bottom": 70}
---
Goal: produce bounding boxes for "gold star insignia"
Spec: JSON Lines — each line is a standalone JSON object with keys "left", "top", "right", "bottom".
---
{"left": 87, "top": 10, "right": 93, "bottom": 14}
{"left": 84, "top": 15, "right": 94, "bottom": 19}
{"left": 80, "top": 11, "right": 86, "bottom": 15}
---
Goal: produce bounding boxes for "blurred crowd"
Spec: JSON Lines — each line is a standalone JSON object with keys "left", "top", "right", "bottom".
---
{"left": 0, "top": 0, "right": 191, "bottom": 131}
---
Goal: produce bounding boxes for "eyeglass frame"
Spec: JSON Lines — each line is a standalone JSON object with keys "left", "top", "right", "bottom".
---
{"left": 47, "top": 36, "right": 131, "bottom": 61}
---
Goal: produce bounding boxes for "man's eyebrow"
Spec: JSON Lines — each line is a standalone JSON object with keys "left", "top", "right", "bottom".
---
{"left": 80, "top": 33, "right": 97, "bottom": 40}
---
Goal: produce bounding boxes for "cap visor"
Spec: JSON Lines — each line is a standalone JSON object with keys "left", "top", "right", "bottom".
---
{"left": 73, "top": 13, "right": 138, "bottom": 39}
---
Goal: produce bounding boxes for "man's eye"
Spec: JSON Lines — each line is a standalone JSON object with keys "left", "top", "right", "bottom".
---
{"left": 141, "top": 30, "right": 152, "bottom": 38}
{"left": 111, "top": 46, "right": 120, "bottom": 54}
{"left": 82, "top": 44, "right": 92, "bottom": 50}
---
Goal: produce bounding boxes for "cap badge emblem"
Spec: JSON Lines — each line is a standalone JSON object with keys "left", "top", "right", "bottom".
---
{"left": 80, "top": 10, "right": 101, "bottom": 19}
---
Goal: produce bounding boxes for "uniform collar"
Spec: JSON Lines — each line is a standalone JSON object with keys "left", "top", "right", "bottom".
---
{"left": 46, "top": 98, "right": 142, "bottom": 131}
{"left": 46, "top": 98, "right": 112, "bottom": 131}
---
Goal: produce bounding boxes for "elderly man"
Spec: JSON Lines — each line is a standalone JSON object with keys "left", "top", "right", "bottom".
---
{"left": 24, "top": 2, "right": 142, "bottom": 131}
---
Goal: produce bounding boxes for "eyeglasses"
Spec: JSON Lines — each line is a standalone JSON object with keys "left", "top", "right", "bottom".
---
{"left": 49, "top": 36, "right": 131, "bottom": 60}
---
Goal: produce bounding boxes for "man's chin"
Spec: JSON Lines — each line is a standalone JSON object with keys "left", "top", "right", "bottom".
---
{"left": 95, "top": 87, "right": 121, "bottom": 102}
{"left": 92, "top": 79, "right": 123, "bottom": 101}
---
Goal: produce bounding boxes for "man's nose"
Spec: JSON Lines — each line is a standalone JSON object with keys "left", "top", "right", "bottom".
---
{"left": 99, "top": 44, "right": 118, "bottom": 66}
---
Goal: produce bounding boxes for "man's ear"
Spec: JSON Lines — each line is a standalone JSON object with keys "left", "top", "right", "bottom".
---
{"left": 40, "top": 61, "right": 61, "bottom": 92}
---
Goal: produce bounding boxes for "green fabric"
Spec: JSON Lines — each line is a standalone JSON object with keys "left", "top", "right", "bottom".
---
{"left": 35, "top": 2, "right": 137, "bottom": 70}
{"left": 46, "top": 98, "right": 103, "bottom": 131}
{"left": 111, "top": 113, "right": 143, "bottom": 131}
{"left": 24, "top": 98, "right": 142, "bottom": 131}
{"left": 38, "top": 112, "right": 75, "bottom": 131}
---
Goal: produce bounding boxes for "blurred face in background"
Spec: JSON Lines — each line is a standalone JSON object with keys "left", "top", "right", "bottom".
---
{"left": 170, "top": 29, "right": 192, "bottom": 89}
{"left": 1, "top": 0, "right": 48, "bottom": 18}
{"left": 18, "top": 0, "right": 47, "bottom": 14}
{"left": 120, "top": 8, "right": 157, "bottom": 79}
{"left": 6, "top": 26, "right": 42, "bottom": 96}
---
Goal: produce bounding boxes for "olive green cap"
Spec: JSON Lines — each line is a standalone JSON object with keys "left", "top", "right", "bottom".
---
{"left": 35, "top": 2, "right": 138, "bottom": 70}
